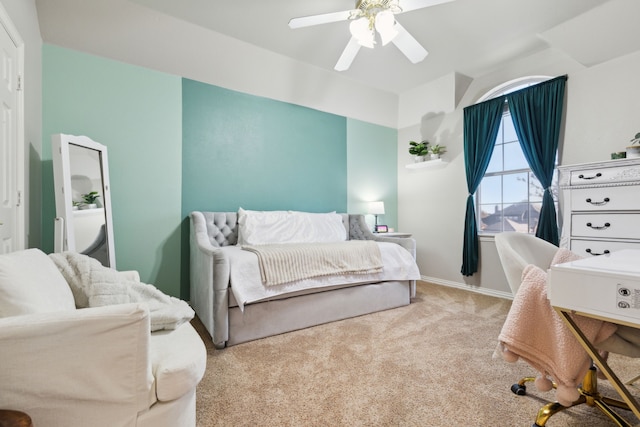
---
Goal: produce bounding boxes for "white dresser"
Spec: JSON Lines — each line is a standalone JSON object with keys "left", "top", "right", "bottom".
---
{"left": 558, "top": 158, "right": 640, "bottom": 256}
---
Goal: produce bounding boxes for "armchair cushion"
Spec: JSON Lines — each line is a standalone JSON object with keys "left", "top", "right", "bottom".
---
{"left": 0, "top": 248, "right": 75, "bottom": 317}
{"left": 149, "top": 322, "right": 207, "bottom": 402}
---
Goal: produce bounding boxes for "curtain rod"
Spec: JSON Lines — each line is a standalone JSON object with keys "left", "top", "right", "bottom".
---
{"left": 464, "top": 74, "right": 568, "bottom": 111}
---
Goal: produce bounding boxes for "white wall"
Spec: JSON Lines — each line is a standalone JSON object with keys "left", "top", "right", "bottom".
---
{"left": 397, "top": 47, "right": 640, "bottom": 298}
{"left": 563, "top": 52, "right": 640, "bottom": 165}
{"left": 1, "top": 0, "right": 42, "bottom": 247}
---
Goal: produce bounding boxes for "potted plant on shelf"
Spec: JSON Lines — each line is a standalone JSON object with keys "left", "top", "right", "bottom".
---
{"left": 80, "top": 191, "right": 100, "bottom": 209}
{"left": 627, "top": 132, "right": 640, "bottom": 159}
{"left": 429, "top": 144, "right": 446, "bottom": 160}
{"left": 409, "top": 140, "right": 429, "bottom": 162}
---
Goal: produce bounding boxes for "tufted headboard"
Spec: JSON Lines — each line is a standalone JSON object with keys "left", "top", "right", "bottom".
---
{"left": 196, "top": 212, "right": 238, "bottom": 247}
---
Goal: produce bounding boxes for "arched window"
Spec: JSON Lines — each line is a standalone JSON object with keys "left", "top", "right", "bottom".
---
{"left": 476, "top": 76, "right": 559, "bottom": 234}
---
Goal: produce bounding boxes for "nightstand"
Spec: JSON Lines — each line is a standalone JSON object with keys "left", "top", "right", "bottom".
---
{"left": 373, "top": 232, "right": 412, "bottom": 238}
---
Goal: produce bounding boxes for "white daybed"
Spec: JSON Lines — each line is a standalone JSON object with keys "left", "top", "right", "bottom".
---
{"left": 190, "top": 210, "right": 420, "bottom": 348}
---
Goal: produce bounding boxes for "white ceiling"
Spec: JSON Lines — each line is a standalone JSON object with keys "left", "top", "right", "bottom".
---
{"left": 36, "top": 0, "right": 640, "bottom": 95}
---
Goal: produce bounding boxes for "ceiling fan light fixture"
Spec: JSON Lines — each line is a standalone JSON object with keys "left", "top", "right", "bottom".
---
{"left": 374, "top": 10, "right": 398, "bottom": 45}
{"left": 349, "top": 17, "right": 375, "bottom": 48}
{"left": 289, "top": 0, "right": 452, "bottom": 72}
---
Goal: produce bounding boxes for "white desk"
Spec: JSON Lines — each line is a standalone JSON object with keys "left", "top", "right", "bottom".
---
{"left": 548, "top": 249, "right": 640, "bottom": 421}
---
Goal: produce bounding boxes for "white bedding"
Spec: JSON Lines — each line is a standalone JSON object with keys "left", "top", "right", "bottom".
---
{"left": 225, "top": 241, "right": 421, "bottom": 310}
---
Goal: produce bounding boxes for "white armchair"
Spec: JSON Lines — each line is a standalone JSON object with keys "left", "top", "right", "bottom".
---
{"left": 0, "top": 249, "right": 206, "bottom": 427}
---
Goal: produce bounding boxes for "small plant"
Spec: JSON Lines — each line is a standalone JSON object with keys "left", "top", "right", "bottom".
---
{"left": 630, "top": 132, "right": 640, "bottom": 145}
{"left": 82, "top": 191, "right": 100, "bottom": 204}
{"left": 430, "top": 144, "right": 446, "bottom": 155}
{"left": 408, "top": 140, "right": 429, "bottom": 156}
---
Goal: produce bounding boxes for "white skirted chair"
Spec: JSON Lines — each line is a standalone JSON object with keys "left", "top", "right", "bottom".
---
{"left": 495, "top": 231, "right": 558, "bottom": 296}
{"left": 0, "top": 248, "right": 207, "bottom": 427}
{"left": 495, "top": 232, "right": 640, "bottom": 427}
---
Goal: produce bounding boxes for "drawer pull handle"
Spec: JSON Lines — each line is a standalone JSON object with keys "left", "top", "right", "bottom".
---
{"left": 585, "top": 197, "right": 610, "bottom": 206}
{"left": 578, "top": 173, "right": 602, "bottom": 180}
{"left": 585, "top": 249, "right": 610, "bottom": 256}
{"left": 586, "top": 222, "right": 610, "bottom": 230}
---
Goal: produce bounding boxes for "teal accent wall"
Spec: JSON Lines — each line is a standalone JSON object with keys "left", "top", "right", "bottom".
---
{"left": 347, "top": 119, "right": 398, "bottom": 230}
{"left": 42, "top": 45, "right": 183, "bottom": 297}
{"left": 181, "top": 79, "right": 347, "bottom": 213}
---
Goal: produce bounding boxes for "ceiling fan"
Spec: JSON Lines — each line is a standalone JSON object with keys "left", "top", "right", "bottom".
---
{"left": 288, "top": 0, "right": 454, "bottom": 71}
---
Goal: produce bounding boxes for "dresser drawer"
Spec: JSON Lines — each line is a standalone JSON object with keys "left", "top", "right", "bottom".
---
{"left": 570, "top": 239, "right": 640, "bottom": 257}
{"left": 571, "top": 186, "right": 640, "bottom": 211}
{"left": 571, "top": 213, "right": 640, "bottom": 239}
{"left": 570, "top": 164, "right": 640, "bottom": 186}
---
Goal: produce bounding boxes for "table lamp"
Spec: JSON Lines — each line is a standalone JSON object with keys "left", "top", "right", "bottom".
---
{"left": 368, "top": 201, "right": 385, "bottom": 232}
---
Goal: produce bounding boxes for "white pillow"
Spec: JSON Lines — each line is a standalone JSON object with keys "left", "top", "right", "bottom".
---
{"left": 0, "top": 248, "right": 76, "bottom": 317}
{"left": 238, "top": 208, "right": 347, "bottom": 245}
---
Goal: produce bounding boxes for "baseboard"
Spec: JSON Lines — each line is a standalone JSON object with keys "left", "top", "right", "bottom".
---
{"left": 420, "top": 275, "right": 514, "bottom": 301}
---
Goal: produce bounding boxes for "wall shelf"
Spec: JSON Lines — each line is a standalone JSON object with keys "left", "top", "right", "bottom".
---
{"left": 405, "top": 158, "right": 447, "bottom": 170}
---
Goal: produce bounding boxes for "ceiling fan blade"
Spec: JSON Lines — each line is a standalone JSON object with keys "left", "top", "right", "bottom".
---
{"left": 391, "top": 22, "right": 428, "bottom": 64}
{"left": 334, "top": 37, "right": 362, "bottom": 71}
{"left": 288, "top": 10, "right": 353, "bottom": 29}
{"left": 398, "top": 0, "right": 455, "bottom": 13}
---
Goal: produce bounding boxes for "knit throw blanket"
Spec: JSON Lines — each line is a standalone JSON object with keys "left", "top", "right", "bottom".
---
{"left": 242, "top": 240, "right": 383, "bottom": 286}
{"left": 496, "top": 248, "right": 618, "bottom": 406}
{"left": 49, "top": 252, "right": 194, "bottom": 331}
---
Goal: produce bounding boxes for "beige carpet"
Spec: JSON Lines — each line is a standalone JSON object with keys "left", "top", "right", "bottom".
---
{"left": 193, "top": 281, "right": 640, "bottom": 426}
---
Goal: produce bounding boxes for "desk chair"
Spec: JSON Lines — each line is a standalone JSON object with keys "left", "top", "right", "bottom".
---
{"left": 495, "top": 232, "right": 637, "bottom": 427}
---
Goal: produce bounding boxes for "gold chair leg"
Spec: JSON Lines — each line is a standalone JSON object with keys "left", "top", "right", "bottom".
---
{"left": 511, "top": 376, "right": 538, "bottom": 395}
{"left": 534, "top": 396, "right": 585, "bottom": 427}
{"left": 592, "top": 400, "right": 633, "bottom": 427}
{"left": 526, "top": 367, "right": 634, "bottom": 427}
{"left": 580, "top": 367, "right": 633, "bottom": 427}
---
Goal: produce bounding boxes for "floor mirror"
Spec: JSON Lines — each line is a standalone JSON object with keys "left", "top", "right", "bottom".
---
{"left": 52, "top": 134, "right": 116, "bottom": 268}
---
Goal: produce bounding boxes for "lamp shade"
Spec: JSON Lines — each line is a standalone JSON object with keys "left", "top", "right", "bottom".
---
{"left": 368, "top": 201, "right": 385, "bottom": 215}
{"left": 350, "top": 17, "right": 375, "bottom": 48}
{"left": 375, "top": 11, "right": 398, "bottom": 46}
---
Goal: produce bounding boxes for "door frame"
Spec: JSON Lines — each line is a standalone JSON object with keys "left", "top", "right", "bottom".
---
{"left": 0, "top": 1, "right": 25, "bottom": 250}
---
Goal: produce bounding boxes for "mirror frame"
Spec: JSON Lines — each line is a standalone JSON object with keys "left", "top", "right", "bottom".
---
{"left": 52, "top": 134, "right": 116, "bottom": 268}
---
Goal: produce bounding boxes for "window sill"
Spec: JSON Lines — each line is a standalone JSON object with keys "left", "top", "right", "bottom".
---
{"left": 479, "top": 234, "right": 497, "bottom": 242}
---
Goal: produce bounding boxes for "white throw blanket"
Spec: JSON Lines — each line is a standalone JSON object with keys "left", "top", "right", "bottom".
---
{"left": 242, "top": 240, "right": 383, "bottom": 286}
{"left": 49, "top": 252, "right": 194, "bottom": 331}
{"left": 227, "top": 242, "right": 421, "bottom": 311}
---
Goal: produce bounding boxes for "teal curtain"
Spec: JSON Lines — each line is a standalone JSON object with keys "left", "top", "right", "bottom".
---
{"left": 461, "top": 96, "right": 505, "bottom": 276}
{"left": 506, "top": 75, "right": 567, "bottom": 245}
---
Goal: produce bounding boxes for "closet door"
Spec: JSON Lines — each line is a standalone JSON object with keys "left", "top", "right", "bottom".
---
{"left": 0, "top": 12, "right": 22, "bottom": 254}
